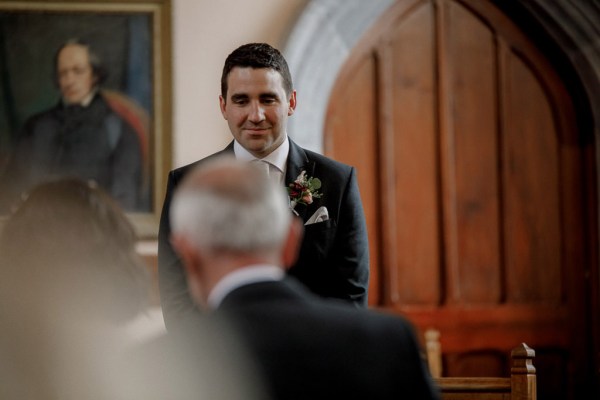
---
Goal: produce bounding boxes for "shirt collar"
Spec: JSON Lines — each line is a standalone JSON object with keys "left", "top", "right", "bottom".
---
{"left": 62, "top": 87, "right": 98, "bottom": 108}
{"left": 207, "top": 265, "right": 284, "bottom": 309}
{"left": 233, "top": 136, "right": 289, "bottom": 175}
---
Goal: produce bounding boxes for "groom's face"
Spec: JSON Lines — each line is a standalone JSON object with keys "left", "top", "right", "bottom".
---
{"left": 219, "top": 67, "right": 296, "bottom": 159}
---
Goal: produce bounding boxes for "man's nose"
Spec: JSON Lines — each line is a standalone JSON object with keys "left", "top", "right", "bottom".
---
{"left": 248, "top": 102, "right": 265, "bottom": 122}
{"left": 61, "top": 72, "right": 76, "bottom": 85}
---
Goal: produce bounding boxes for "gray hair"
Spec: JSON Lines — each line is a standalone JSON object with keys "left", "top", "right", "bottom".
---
{"left": 171, "top": 157, "right": 292, "bottom": 255}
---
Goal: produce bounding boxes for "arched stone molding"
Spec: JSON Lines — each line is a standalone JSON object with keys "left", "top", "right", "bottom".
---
{"left": 283, "top": 0, "right": 393, "bottom": 153}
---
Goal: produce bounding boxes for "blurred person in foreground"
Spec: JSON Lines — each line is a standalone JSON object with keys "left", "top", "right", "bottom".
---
{"left": 158, "top": 42, "right": 369, "bottom": 330}
{"left": 169, "top": 156, "right": 441, "bottom": 400}
{"left": 0, "top": 179, "right": 172, "bottom": 399}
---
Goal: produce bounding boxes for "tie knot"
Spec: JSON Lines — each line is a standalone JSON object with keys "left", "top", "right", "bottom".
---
{"left": 251, "top": 159, "right": 270, "bottom": 178}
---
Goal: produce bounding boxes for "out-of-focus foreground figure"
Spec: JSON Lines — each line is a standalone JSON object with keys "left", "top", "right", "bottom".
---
{"left": 169, "top": 156, "right": 441, "bottom": 400}
{"left": 0, "top": 178, "right": 152, "bottom": 398}
{"left": 0, "top": 178, "right": 253, "bottom": 399}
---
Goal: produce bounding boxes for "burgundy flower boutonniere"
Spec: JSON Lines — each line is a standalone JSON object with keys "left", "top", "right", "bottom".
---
{"left": 287, "top": 171, "right": 322, "bottom": 210}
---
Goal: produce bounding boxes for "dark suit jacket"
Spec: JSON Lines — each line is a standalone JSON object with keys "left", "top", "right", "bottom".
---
{"left": 158, "top": 139, "right": 370, "bottom": 329}
{"left": 212, "top": 277, "right": 441, "bottom": 400}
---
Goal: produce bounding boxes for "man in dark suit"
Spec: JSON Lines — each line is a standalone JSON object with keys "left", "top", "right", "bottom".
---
{"left": 168, "top": 157, "right": 440, "bottom": 400}
{"left": 159, "top": 42, "right": 369, "bottom": 330}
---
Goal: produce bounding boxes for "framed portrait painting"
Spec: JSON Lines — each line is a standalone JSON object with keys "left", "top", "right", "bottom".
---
{"left": 0, "top": 0, "right": 172, "bottom": 238}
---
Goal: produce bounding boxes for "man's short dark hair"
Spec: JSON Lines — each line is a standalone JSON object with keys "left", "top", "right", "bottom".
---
{"left": 220, "top": 43, "right": 293, "bottom": 100}
{"left": 53, "top": 38, "right": 108, "bottom": 86}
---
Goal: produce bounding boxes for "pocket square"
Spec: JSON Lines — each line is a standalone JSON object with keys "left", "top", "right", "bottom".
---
{"left": 305, "top": 206, "right": 329, "bottom": 225}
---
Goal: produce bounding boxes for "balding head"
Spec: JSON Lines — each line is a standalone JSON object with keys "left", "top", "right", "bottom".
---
{"left": 171, "top": 156, "right": 294, "bottom": 257}
{"left": 169, "top": 156, "right": 302, "bottom": 307}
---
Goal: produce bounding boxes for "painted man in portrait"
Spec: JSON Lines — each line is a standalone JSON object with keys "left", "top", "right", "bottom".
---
{"left": 0, "top": 38, "right": 148, "bottom": 212}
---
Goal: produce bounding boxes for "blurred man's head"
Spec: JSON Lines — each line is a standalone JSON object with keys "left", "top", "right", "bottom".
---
{"left": 170, "top": 156, "right": 302, "bottom": 306}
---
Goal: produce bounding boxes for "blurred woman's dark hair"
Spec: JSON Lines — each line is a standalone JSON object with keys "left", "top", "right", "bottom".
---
{"left": 0, "top": 177, "right": 149, "bottom": 322}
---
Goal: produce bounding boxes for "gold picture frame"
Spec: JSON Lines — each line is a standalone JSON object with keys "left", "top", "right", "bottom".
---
{"left": 0, "top": 0, "right": 172, "bottom": 238}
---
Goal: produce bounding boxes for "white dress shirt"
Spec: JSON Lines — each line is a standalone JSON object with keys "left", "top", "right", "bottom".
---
{"left": 234, "top": 136, "right": 289, "bottom": 185}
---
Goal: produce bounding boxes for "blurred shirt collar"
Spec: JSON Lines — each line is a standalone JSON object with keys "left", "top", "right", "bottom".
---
{"left": 63, "top": 87, "right": 98, "bottom": 108}
{"left": 208, "top": 265, "right": 284, "bottom": 309}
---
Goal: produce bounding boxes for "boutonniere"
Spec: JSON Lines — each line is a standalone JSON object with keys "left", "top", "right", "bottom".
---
{"left": 288, "top": 171, "right": 322, "bottom": 209}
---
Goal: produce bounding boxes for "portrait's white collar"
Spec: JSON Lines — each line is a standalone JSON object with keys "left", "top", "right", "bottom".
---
{"left": 62, "top": 87, "right": 98, "bottom": 108}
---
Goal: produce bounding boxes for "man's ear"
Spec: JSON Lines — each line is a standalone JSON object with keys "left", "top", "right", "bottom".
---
{"left": 219, "top": 95, "right": 227, "bottom": 119}
{"left": 282, "top": 218, "right": 303, "bottom": 269}
{"left": 287, "top": 90, "right": 297, "bottom": 116}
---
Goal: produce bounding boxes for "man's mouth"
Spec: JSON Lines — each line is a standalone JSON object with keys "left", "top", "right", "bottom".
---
{"left": 244, "top": 127, "right": 269, "bottom": 134}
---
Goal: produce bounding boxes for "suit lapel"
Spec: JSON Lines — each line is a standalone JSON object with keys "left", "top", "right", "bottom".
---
{"left": 286, "top": 139, "right": 315, "bottom": 222}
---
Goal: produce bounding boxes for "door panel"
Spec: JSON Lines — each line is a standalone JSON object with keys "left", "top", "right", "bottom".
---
{"left": 444, "top": 1, "right": 502, "bottom": 304}
{"left": 326, "top": 53, "right": 382, "bottom": 305}
{"left": 387, "top": 2, "right": 440, "bottom": 306}
{"left": 503, "top": 53, "right": 562, "bottom": 303}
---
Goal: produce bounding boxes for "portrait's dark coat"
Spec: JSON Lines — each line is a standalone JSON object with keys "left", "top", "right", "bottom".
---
{"left": 0, "top": 93, "right": 144, "bottom": 211}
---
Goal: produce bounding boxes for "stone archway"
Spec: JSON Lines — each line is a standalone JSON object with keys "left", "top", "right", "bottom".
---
{"left": 283, "top": 0, "right": 393, "bottom": 153}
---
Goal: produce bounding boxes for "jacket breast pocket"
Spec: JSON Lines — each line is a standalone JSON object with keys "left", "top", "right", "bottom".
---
{"left": 299, "top": 219, "right": 337, "bottom": 263}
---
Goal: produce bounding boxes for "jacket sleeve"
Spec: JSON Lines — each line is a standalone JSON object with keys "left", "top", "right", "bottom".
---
{"left": 158, "top": 169, "right": 198, "bottom": 330}
{"left": 332, "top": 166, "right": 370, "bottom": 306}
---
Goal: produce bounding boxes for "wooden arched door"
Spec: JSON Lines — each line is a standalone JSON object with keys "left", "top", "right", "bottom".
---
{"left": 324, "top": 0, "right": 597, "bottom": 398}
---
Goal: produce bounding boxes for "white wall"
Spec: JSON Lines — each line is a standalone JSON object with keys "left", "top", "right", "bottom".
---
{"left": 172, "top": 0, "right": 308, "bottom": 168}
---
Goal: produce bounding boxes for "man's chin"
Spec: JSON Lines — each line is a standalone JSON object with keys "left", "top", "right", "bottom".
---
{"left": 242, "top": 137, "right": 269, "bottom": 149}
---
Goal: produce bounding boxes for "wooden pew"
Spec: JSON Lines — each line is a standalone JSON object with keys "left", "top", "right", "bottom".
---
{"left": 425, "top": 331, "right": 536, "bottom": 400}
